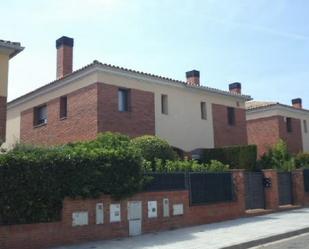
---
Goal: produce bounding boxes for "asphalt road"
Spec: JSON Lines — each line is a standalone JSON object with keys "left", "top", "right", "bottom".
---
{"left": 252, "top": 233, "right": 309, "bottom": 249}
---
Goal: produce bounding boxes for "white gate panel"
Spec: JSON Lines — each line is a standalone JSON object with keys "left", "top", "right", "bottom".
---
{"left": 128, "top": 201, "right": 142, "bottom": 236}
{"left": 96, "top": 203, "right": 104, "bottom": 224}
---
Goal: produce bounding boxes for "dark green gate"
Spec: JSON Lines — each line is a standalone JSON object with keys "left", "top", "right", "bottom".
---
{"left": 278, "top": 172, "right": 293, "bottom": 206}
{"left": 245, "top": 172, "right": 265, "bottom": 210}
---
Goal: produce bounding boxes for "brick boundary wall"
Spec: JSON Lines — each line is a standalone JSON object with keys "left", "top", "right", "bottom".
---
{"left": 212, "top": 104, "right": 248, "bottom": 148}
{"left": 0, "top": 171, "right": 245, "bottom": 249}
{"left": 262, "top": 169, "right": 279, "bottom": 210}
{"left": 2, "top": 169, "right": 309, "bottom": 249}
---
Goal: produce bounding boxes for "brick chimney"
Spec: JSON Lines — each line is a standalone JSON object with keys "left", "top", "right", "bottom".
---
{"left": 292, "top": 98, "right": 302, "bottom": 109}
{"left": 186, "top": 70, "right": 200, "bottom": 86}
{"left": 229, "top": 82, "right": 241, "bottom": 94}
{"left": 56, "top": 36, "right": 74, "bottom": 79}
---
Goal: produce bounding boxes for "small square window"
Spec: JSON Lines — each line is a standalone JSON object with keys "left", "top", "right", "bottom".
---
{"left": 286, "top": 117, "right": 292, "bottom": 133}
{"left": 161, "top": 94, "right": 168, "bottom": 115}
{"left": 34, "top": 105, "right": 47, "bottom": 126}
{"left": 60, "top": 96, "right": 67, "bottom": 119}
{"left": 118, "top": 89, "right": 130, "bottom": 112}
{"left": 304, "top": 120, "right": 308, "bottom": 133}
{"left": 227, "top": 107, "right": 235, "bottom": 126}
{"left": 201, "top": 102, "right": 207, "bottom": 120}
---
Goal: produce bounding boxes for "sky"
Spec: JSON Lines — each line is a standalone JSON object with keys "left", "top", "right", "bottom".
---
{"left": 1, "top": 0, "right": 309, "bottom": 108}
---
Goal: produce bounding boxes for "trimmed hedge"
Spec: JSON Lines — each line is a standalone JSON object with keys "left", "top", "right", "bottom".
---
{"left": 131, "top": 135, "right": 178, "bottom": 169}
{"left": 0, "top": 133, "right": 144, "bottom": 225}
{"left": 195, "top": 145, "right": 257, "bottom": 170}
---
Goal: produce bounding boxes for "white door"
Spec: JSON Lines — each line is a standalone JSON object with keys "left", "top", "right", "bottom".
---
{"left": 127, "top": 201, "right": 142, "bottom": 236}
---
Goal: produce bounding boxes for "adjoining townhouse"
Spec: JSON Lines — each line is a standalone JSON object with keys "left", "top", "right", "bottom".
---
{"left": 246, "top": 98, "right": 309, "bottom": 156}
{"left": 4, "top": 36, "right": 251, "bottom": 152}
{"left": 0, "top": 40, "right": 23, "bottom": 143}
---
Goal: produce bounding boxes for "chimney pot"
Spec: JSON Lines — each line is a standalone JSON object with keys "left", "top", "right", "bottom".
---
{"left": 186, "top": 70, "right": 200, "bottom": 86}
{"left": 292, "top": 98, "right": 302, "bottom": 109}
{"left": 56, "top": 36, "right": 74, "bottom": 79}
{"left": 229, "top": 82, "right": 242, "bottom": 94}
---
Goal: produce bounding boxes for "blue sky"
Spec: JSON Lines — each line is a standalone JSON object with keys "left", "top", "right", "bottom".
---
{"left": 2, "top": 0, "right": 309, "bottom": 108}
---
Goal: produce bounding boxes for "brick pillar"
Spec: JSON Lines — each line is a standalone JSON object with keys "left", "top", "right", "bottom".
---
{"left": 292, "top": 169, "right": 305, "bottom": 206}
{"left": 231, "top": 169, "right": 246, "bottom": 214}
{"left": 262, "top": 169, "right": 279, "bottom": 210}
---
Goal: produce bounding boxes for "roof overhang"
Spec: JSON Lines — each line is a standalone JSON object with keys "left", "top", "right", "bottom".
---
{"left": 0, "top": 40, "right": 24, "bottom": 59}
{"left": 8, "top": 60, "right": 251, "bottom": 109}
{"left": 246, "top": 103, "right": 309, "bottom": 116}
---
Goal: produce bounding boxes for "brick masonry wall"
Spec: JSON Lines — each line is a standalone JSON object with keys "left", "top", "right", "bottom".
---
{"left": 20, "top": 82, "right": 155, "bottom": 146}
{"left": 97, "top": 82, "right": 155, "bottom": 137}
{"left": 278, "top": 116, "right": 303, "bottom": 154}
{"left": 20, "top": 84, "right": 99, "bottom": 145}
{"left": 247, "top": 115, "right": 303, "bottom": 156}
{"left": 0, "top": 171, "right": 245, "bottom": 249}
{"left": 212, "top": 104, "right": 248, "bottom": 147}
{"left": 0, "top": 96, "right": 6, "bottom": 142}
{"left": 262, "top": 170, "right": 279, "bottom": 210}
{"left": 292, "top": 170, "right": 309, "bottom": 206}
{"left": 247, "top": 116, "right": 281, "bottom": 156}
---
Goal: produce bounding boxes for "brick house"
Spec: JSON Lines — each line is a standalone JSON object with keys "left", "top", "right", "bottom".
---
{"left": 0, "top": 39, "right": 23, "bottom": 143}
{"left": 246, "top": 99, "right": 309, "bottom": 156}
{"left": 4, "top": 36, "right": 251, "bottom": 151}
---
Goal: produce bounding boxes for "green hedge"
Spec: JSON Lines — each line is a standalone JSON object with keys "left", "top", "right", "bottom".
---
{"left": 131, "top": 135, "right": 178, "bottom": 169}
{"left": 197, "top": 145, "right": 257, "bottom": 170}
{"left": 295, "top": 153, "right": 309, "bottom": 168}
{"left": 0, "top": 133, "right": 144, "bottom": 225}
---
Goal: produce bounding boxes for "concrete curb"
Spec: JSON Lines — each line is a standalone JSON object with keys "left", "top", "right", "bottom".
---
{"left": 222, "top": 227, "right": 309, "bottom": 249}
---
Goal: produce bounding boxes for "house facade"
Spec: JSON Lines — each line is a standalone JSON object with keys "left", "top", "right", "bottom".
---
{"left": 4, "top": 36, "right": 250, "bottom": 151}
{"left": 246, "top": 99, "right": 309, "bottom": 156}
{"left": 0, "top": 39, "right": 23, "bottom": 143}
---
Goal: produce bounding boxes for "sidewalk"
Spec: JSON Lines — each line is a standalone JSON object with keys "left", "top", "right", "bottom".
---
{"left": 52, "top": 208, "right": 309, "bottom": 249}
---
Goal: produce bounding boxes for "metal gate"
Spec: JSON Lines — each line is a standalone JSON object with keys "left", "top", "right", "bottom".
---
{"left": 278, "top": 172, "right": 293, "bottom": 206}
{"left": 245, "top": 172, "right": 265, "bottom": 210}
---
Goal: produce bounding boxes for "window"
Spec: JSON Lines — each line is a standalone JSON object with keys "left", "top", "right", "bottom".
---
{"left": 34, "top": 105, "right": 47, "bottom": 126}
{"left": 118, "top": 89, "right": 129, "bottom": 112}
{"left": 201, "top": 102, "right": 207, "bottom": 120}
{"left": 304, "top": 120, "right": 308, "bottom": 133}
{"left": 227, "top": 107, "right": 235, "bottom": 126}
{"left": 60, "top": 96, "right": 67, "bottom": 119}
{"left": 286, "top": 117, "right": 292, "bottom": 133}
{"left": 161, "top": 94, "right": 168, "bottom": 114}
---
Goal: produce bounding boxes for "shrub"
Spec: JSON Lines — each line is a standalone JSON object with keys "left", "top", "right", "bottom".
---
{"left": 150, "top": 159, "right": 229, "bottom": 172}
{"left": 257, "top": 139, "right": 295, "bottom": 172}
{"left": 0, "top": 133, "right": 144, "bottom": 225}
{"left": 197, "top": 145, "right": 257, "bottom": 170}
{"left": 295, "top": 153, "right": 309, "bottom": 168}
{"left": 131, "top": 135, "right": 178, "bottom": 169}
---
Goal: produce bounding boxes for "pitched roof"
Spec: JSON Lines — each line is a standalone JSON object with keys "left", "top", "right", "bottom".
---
{"left": 246, "top": 100, "right": 309, "bottom": 114}
{"left": 8, "top": 60, "right": 251, "bottom": 108}
{"left": 0, "top": 39, "right": 24, "bottom": 58}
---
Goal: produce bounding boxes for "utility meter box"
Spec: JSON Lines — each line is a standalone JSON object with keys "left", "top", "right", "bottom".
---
{"left": 96, "top": 203, "right": 104, "bottom": 224}
{"left": 147, "top": 201, "right": 158, "bottom": 218}
{"left": 72, "top": 211, "right": 88, "bottom": 227}
{"left": 173, "top": 204, "right": 184, "bottom": 216}
{"left": 163, "top": 198, "right": 169, "bottom": 217}
{"left": 110, "top": 204, "right": 121, "bottom": 222}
